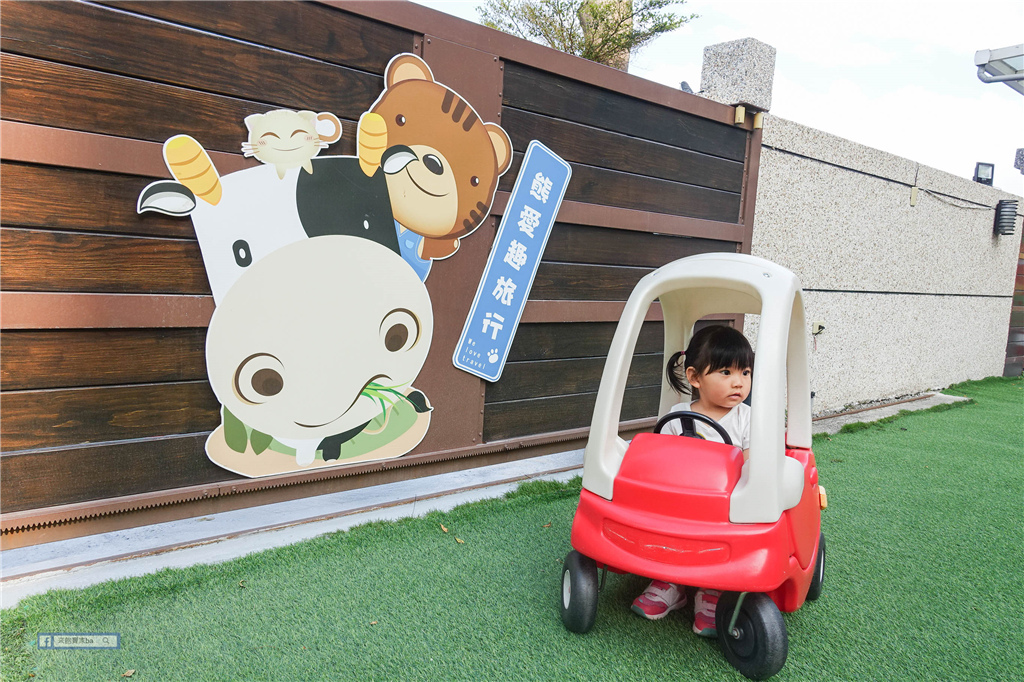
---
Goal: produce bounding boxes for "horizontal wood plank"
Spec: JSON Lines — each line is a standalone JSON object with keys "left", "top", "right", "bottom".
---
{"left": 0, "top": 228, "right": 209, "bottom": 295}
{"left": 500, "top": 153, "right": 742, "bottom": 223}
{"left": 0, "top": 53, "right": 357, "bottom": 155}
{"left": 1, "top": 121, "right": 257, "bottom": 179}
{"left": 486, "top": 353, "right": 663, "bottom": 403}
{"left": 503, "top": 62, "right": 748, "bottom": 162}
{"left": 0, "top": 434, "right": 238, "bottom": 512}
{"left": 102, "top": 0, "right": 411, "bottom": 74}
{"left": 545, "top": 223, "right": 738, "bottom": 268}
{"left": 1, "top": 381, "right": 220, "bottom": 452}
{"left": 327, "top": 1, "right": 743, "bottom": 126}
{"left": 530, "top": 262, "right": 653, "bottom": 301}
{"left": 1, "top": 162, "right": 195, "bottom": 239}
{"left": 500, "top": 107, "right": 745, "bottom": 193}
{"left": 507, "top": 319, "right": 731, "bottom": 360}
{"left": 483, "top": 385, "right": 660, "bottom": 441}
{"left": 1, "top": 1, "right": 382, "bottom": 121}
{"left": 507, "top": 322, "right": 664, "bottom": 362}
{"left": 495, "top": 194, "right": 748, "bottom": 242}
{"left": 1, "top": 329, "right": 208, "bottom": 390}
{"left": 0, "top": 292, "right": 214, "bottom": 330}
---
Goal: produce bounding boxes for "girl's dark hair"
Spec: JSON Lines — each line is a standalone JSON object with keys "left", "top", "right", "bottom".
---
{"left": 666, "top": 325, "right": 754, "bottom": 399}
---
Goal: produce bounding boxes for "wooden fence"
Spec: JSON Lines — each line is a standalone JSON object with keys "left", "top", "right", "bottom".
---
{"left": 0, "top": 0, "right": 761, "bottom": 546}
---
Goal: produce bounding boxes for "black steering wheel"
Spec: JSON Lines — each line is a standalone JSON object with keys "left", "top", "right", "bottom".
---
{"left": 653, "top": 410, "right": 733, "bottom": 446}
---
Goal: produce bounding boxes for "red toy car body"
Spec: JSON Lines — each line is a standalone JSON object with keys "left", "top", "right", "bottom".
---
{"left": 571, "top": 436, "right": 822, "bottom": 612}
{"left": 559, "top": 254, "right": 826, "bottom": 681}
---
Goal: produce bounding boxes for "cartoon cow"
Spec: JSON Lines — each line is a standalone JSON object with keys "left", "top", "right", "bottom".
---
{"left": 204, "top": 235, "right": 433, "bottom": 476}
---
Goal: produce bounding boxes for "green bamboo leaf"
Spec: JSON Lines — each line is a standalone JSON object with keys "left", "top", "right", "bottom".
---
{"left": 223, "top": 406, "right": 249, "bottom": 453}
{"left": 249, "top": 429, "right": 273, "bottom": 455}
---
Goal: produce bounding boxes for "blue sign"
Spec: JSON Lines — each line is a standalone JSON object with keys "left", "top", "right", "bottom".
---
{"left": 453, "top": 140, "right": 571, "bottom": 382}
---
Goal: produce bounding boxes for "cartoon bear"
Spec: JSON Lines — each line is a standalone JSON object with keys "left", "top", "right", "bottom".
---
{"left": 294, "top": 54, "right": 513, "bottom": 279}
{"left": 370, "top": 53, "right": 513, "bottom": 265}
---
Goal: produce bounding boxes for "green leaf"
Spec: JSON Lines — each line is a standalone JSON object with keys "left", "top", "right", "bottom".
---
{"left": 223, "top": 406, "right": 249, "bottom": 453}
{"left": 249, "top": 429, "right": 273, "bottom": 455}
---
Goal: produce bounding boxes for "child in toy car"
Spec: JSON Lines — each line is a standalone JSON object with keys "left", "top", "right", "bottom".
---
{"left": 631, "top": 325, "right": 753, "bottom": 637}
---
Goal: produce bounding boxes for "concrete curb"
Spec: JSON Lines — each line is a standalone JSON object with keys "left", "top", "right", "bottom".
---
{"left": 812, "top": 393, "right": 969, "bottom": 435}
{"left": 1, "top": 451, "right": 584, "bottom": 609}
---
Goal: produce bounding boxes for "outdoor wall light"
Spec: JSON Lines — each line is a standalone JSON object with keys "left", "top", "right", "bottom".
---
{"left": 973, "top": 162, "right": 994, "bottom": 185}
{"left": 994, "top": 199, "right": 1018, "bottom": 236}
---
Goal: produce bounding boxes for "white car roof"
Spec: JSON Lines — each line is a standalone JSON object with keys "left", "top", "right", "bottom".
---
{"left": 583, "top": 253, "right": 810, "bottom": 524}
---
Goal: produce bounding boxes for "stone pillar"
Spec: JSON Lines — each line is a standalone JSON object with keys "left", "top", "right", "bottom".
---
{"left": 700, "top": 37, "right": 776, "bottom": 112}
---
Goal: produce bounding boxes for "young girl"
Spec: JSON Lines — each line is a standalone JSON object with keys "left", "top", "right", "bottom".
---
{"left": 630, "top": 325, "right": 754, "bottom": 637}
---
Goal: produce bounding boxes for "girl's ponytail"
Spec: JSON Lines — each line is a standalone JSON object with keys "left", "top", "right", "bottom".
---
{"left": 666, "top": 350, "right": 690, "bottom": 395}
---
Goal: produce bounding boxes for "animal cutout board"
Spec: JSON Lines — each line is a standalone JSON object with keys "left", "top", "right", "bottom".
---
{"left": 138, "top": 53, "right": 515, "bottom": 477}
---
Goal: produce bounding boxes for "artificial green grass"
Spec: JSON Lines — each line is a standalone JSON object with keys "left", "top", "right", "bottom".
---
{"left": 2, "top": 377, "right": 1021, "bottom": 681}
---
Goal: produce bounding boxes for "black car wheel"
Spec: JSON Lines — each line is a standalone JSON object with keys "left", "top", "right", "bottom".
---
{"left": 716, "top": 592, "right": 788, "bottom": 680}
{"left": 560, "top": 550, "right": 598, "bottom": 634}
{"left": 806, "top": 532, "right": 826, "bottom": 602}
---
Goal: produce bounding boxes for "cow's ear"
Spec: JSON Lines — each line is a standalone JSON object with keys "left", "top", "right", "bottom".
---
{"left": 386, "top": 53, "right": 434, "bottom": 88}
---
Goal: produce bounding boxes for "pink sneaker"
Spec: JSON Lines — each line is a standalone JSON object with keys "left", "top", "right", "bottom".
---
{"left": 693, "top": 588, "right": 720, "bottom": 637}
{"left": 631, "top": 580, "right": 686, "bottom": 620}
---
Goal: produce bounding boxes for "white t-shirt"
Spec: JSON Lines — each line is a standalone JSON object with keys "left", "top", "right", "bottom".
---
{"left": 662, "top": 401, "right": 750, "bottom": 450}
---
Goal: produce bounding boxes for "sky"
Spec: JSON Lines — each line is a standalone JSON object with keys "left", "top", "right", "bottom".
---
{"left": 413, "top": 0, "right": 1024, "bottom": 196}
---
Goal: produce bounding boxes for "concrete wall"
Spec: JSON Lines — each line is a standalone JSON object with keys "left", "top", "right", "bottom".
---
{"left": 750, "top": 116, "right": 1022, "bottom": 414}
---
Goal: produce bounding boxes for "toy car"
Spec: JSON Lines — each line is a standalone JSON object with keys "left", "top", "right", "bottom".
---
{"left": 560, "top": 253, "right": 826, "bottom": 680}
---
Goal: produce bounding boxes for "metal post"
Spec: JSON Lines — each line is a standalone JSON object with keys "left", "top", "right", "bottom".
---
{"left": 727, "top": 592, "right": 748, "bottom": 636}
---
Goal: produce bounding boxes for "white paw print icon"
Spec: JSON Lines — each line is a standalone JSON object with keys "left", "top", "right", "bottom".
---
{"left": 487, "top": 348, "right": 500, "bottom": 363}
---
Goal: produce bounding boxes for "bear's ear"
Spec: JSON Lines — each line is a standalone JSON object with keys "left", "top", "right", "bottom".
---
{"left": 485, "top": 123, "right": 513, "bottom": 175}
{"left": 386, "top": 53, "right": 435, "bottom": 88}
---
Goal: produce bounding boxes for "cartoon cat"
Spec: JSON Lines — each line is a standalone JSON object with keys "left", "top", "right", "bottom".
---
{"left": 242, "top": 109, "right": 342, "bottom": 179}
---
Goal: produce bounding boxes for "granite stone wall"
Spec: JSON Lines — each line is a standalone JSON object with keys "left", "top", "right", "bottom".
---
{"left": 749, "top": 115, "right": 1022, "bottom": 413}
